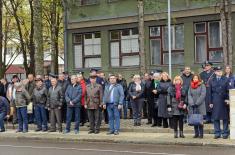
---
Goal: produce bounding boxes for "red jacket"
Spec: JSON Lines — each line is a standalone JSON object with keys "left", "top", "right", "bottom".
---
{"left": 80, "top": 79, "right": 86, "bottom": 106}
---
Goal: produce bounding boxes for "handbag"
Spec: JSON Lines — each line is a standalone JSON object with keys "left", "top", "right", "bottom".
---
{"left": 27, "top": 102, "right": 33, "bottom": 114}
{"left": 188, "top": 107, "right": 203, "bottom": 126}
{"left": 177, "top": 101, "right": 184, "bottom": 109}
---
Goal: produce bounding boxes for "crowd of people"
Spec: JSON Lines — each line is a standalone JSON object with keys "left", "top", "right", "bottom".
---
{"left": 0, "top": 61, "right": 233, "bottom": 139}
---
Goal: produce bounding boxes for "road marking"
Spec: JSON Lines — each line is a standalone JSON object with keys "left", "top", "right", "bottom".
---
{"left": 0, "top": 144, "right": 188, "bottom": 155}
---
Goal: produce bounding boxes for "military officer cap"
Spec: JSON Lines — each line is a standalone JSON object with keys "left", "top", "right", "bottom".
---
{"left": 49, "top": 73, "right": 58, "bottom": 79}
{"left": 214, "top": 66, "right": 223, "bottom": 71}
{"left": 77, "top": 70, "right": 84, "bottom": 75}
{"left": 90, "top": 68, "right": 99, "bottom": 73}
{"left": 204, "top": 60, "right": 213, "bottom": 66}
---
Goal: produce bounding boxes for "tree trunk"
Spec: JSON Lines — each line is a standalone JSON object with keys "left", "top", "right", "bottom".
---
{"left": 50, "top": 0, "right": 58, "bottom": 74}
{"left": 138, "top": 0, "right": 146, "bottom": 75}
{"left": 226, "top": 0, "right": 233, "bottom": 66}
{"left": 29, "top": 0, "right": 35, "bottom": 75}
{"left": 34, "top": 0, "right": 44, "bottom": 75}
{"left": 220, "top": 0, "right": 228, "bottom": 66}
{"left": 0, "top": 0, "right": 3, "bottom": 78}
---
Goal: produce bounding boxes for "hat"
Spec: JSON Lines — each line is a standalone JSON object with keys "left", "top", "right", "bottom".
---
{"left": 204, "top": 61, "right": 213, "bottom": 66}
{"left": 214, "top": 66, "right": 223, "bottom": 71}
{"left": 89, "top": 75, "right": 97, "bottom": 79}
{"left": 90, "top": 68, "right": 99, "bottom": 73}
{"left": 77, "top": 70, "right": 84, "bottom": 75}
{"left": 35, "top": 78, "right": 43, "bottom": 82}
{"left": 155, "top": 69, "right": 163, "bottom": 73}
{"left": 49, "top": 73, "right": 58, "bottom": 79}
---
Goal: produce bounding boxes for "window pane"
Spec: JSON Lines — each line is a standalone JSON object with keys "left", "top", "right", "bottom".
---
{"left": 132, "top": 28, "right": 139, "bottom": 35}
{"left": 121, "top": 29, "right": 130, "bottom": 36}
{"left": 209, "top": 22, "right": 220, "bottom": 48}
{"left": 195, "top": 23, "right": 206, "bottom": 33}
{"left": 163, "top": 52, "right": 184, "bottom": 65}
{"left": 84, "top": 58, "right": 101, "bottom": 68}
{"left": 84, "top": 33, "right": 92, "bottom": 39}
{"left": 110, "top": 31, "right": 120, "bottom": 40}
{"left": 111, "top": 58, "right": 119, "bottom": 67}
{"left": 131, "top": 38, "right": 139, "bottom": 52}
{"left": 150, "top": 39, "right": 161, "bottom": 65}
{"left": 122, "top": 55, "right": 139, "bottom": 66}
{"left": 150, "top": 27, "right": 160, "bottom": 37}
{"left": 94, "top": 32, "right": 101, "bottom": 38}
{"left": 163, "top": 26, "right": 173, "bottom": 50}
{"left": 175, "top": 25, "right": 184, "bottom": 49}
{"left": 73, "top": 34, "right": 82, "bottom": 44}
{"left": 74, "top": 45, "right": 83, "bottom": 68}
{"left": 111, "top": 42, "right": 119, "bottom": 58}
{"left": 121, "top": 39, "right": 131, "bottom": 53}
{"left": 195, "top": 35, "right": 207, "bottom": 63}
{"left": 209, "top": 50, "right": 223, "bottom": 62}
{"left": 93, "top": 44, "right": 101, "bottom": 55}
{"left": 84, "top": 45, "right": 93, "bottom": 55}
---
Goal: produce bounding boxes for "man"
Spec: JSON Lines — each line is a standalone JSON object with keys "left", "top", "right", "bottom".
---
{"left": 0, "top": 79, "right": 9, "bottom": 98}
{"left": 47, "top": 76, "right": 63, "bottom": 132}
{"left": 85, "top": 75, "right": 103, "bottom": 134}
{"left": 117, "top": 74, "right": 128, "bottom": 119}
{"left": 103, "top": 74, "right": 124, "bottom": 135}
{"left": 181, "top": 67, "right": 194, "bottom": 94}
{"left": 77, "top": 72, "right": 87, "bottom": 126}
{"left": 64, "top": 75, "right": 82, "bottom": 134}
{"left": 208, "top": 66, "right": 229, "bottom": 139}
{"left": 44, "top": 75, "right": 51, "bottom": 90}
{"left": 144, "top": 73, "right": 153, "bottom": 124}
{"left": 200, "top": 61, "right": 215, "bottom": 124}
{"left": 25, "top": 74, "right": 36, "bottom": 124}
{"left": 58, "top": 73, "right": 70, "bottom": 123}
{"left": 32, "top": 77, "right": 48, "bottom": 132}
{"left": 0, "top": 96, "right": 10, "bottom": 132}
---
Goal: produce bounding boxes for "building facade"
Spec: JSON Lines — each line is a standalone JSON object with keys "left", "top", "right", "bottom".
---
{"left": 65, "top": 0, "right": 235, "bottom": 78}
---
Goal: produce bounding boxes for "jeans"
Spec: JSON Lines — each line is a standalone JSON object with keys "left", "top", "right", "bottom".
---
{"left": 34, "top": 104, "right": 48, "bottom": 130}
{"left": 173, "top": 115, "right": 184, "bottom": 132}
{"left": 194, "top": 125, "right": 203, "bottom": 136}
{"left": 107, "top": 103, "right": 120, "bottom": 132}
{"left": 214, "top": 119, "right": 229, "bottom": 137}
{"left": 17, "top": 107, "right": 28, "bottom": 132}
{"left": 131, "top": 98, "right": 144, "bottom": 124}
{"left": 0, "top": 112, "right": 6, "bottom": 131}
{"left": 66, "top": 107, "right": 80, "bottom": 132}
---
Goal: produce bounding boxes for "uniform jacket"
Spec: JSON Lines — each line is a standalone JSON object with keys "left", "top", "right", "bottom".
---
{"left": 85, "top": 83, "right": 103, "bottom": 109}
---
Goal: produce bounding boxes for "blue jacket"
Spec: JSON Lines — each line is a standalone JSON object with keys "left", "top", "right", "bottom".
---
{"left": 103, "top": 83, "right": 124, "bottom": 105}
{"left": 0, "top": 96, "right": 10, "bottom": 114}
{"left": 65, "top": 84, "right": 82, "bottom": 107}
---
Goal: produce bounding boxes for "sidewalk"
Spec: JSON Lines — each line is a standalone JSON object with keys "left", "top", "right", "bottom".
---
{"left": 1, "top": 119, "right": 235, "bottom": 147}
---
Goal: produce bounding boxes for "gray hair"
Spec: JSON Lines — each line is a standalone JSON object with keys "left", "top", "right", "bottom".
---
{"left": 14, "top": 82, "right": 23, "bottom": 89}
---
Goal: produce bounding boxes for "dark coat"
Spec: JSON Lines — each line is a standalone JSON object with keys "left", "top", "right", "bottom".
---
{"left": 58, "top": 79, "right": 70, "bottom": 103}
{"left": 188, "top": 83, "right": 206, "bottom": 115}
{"left": 144, "top": 80, "right": 152, "bottom": 100}
{"left": 200, "top": 70, "right": 215, "bottom": 112}
{"left": 32, "top": 86, "right": 48, "bottom": 106}
{"left": 65, "top": 84, "right": 82, "bottom": 107}
{"left": 47, "top": 85, "right": 63, "bottom": 109}
{"left": 167, "top": 84, "right": 187, "bottom": 116}
{"left": 128, "top": 82, "right": 145, "bottom": 100}
{"left": 157, "top": 80, "right": 171, "bottom": 118}
{"left": 208, "top": 76, "right": 229, "bottom": 120}
{"left": 0, "top": 96, "right": 10, "bottom": 114}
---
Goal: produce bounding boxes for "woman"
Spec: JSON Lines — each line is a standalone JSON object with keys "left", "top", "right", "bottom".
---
{"left": 224, "top": 65, "right": 234, "bottom": 89}
{"left": 188, "top": 74, "right": 206, "bottom": 138}
{"left": 85, "top": 75, "right": 103, "bottom": 134}
{"left": 167, "top": 76, "right": 187, "bottom": 138}
{"left": 128, "top": 74, "right": 145, "bottom": 126}
{"left": 157, "top": 72, "right": 171, "bottom": 128}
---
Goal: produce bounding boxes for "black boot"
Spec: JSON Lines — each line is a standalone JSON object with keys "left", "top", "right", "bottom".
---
{"left": 180, "top": 131, "right": 185, "bottom": 138}
{"left": 174, "top": 131, "right": 178, "bottom": 138}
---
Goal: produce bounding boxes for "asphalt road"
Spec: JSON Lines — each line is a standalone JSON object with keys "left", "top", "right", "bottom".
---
{"left": 0, "top": 139, "right": 234, "bottom": 155}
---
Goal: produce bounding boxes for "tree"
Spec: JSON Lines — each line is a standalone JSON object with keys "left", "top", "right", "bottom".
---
{"left": 138, "top": 0, "right": 146, "bottom": 75}
{"left": 34, "top": 0, "right": 44, "bottom": 75}
{"left": 0, "top": 0, "right": 3, "bottom": 78}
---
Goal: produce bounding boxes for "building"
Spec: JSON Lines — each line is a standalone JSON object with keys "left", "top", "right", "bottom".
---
{"left": 65, "top": 0, "right": 235, "bottom": 78}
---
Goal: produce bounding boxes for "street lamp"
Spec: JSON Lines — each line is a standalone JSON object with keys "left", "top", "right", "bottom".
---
{"left": 168, "top": 0, "right": 172, "bottom": 78}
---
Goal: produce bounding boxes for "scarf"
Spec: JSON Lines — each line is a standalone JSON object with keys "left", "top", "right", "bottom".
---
{"left": 135, "top": 81, "right": 142, "bottom": 92}
{"left": 154, "top": 80, "right": 160, "bottom": 88}
{"left": 175, "top": 84, "right": 181, "bottom": 101}
{"left": 191, "top": 81, "right": 200, "bottom": 89}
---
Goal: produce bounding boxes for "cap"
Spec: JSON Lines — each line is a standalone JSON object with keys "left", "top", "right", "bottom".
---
{"left": 89, "top": 75, "right": 97, "bottom": 79}
{"left": 49, "top": 73, "right": 58, "bottom": 79}
{"left": 214, "top": 66, "right": 223, "bottom": 71}
{"left": 35, "top": 78, "right": 43, "bottom": 82}
{"left": 155, "top": 69, "right": 163, "bottom": 73}
{"left": 90, "top": 68, "right": 99, "bottom": 73}
{"left": 77, "top": 70, "right": 84, "bottom": 75}
{"left": 204, "top": 61, "right": 213, "bottom": 66}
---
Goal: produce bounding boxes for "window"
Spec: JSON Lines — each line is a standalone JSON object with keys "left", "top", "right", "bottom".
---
{"left": 73, "top": 32, "right": 101, "bottom": 69}
{"left": 194, "top": 21, "right": 223, "bottom": 63}
{"left": 110, "top": 28, "right": 140, "bottom": 67}
{"left": 149, "top": 25, "right": 184, "bottom": 65}
{"left": 79, "top": 0, "right": 99, "bottom": 6}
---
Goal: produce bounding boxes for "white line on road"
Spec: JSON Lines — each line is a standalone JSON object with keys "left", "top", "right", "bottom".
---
{"left": 0, "top": 144, "right": 189, "bottom": 155}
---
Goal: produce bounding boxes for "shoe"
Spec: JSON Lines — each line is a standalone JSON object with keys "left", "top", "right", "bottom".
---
{"left": 214, "top": 135, "right": 221, "bottom": 139}
{"left": 134, "top": 122, "right": 137, "bottom": 126}
{"left": 94, "top": 130, "right": 99, "bottom": 134}
{"left": 63, "top": 130, "right": 70, "bottom": 134}
{"left": 146, "top": 122, "right": 152, "bottom": 125}
{"left": 151, "top": 124, "right": 157, "bottom": 127}
{"left": 23, "top": 130, "right": 28, "bottom": 133}
{"left": 137, "top": 122, "right": 141, "bottom": 126}
{"left": 174, "top": 131, "right": 178, "bottom": 138}
{"left": 74, "top": 130, "right": 79, "bottom": 134}
{"left": 0, "top": 129, "right": 5, "bottom": 132}
{"left": 49, "top": 129, "right": 56, "bottom": 132}
{"left": 16, "top": 130, "right": 22, "bottom": 133}
{"left": 88, "top": 130, "right": 94, "bottom": 134}
{"left": 80, "top": 123, "right": 84, "bottom": 127}
{"left": 199, "top": 135, "right": 203, "bottom": 139}
{"left": 42, "top": 129, "right": 48, "bottom": 132}
{"left": 58, "top": 129, "right": 63, "bottom": 133}
{"left": 179, "top": 131, "right": 185, "bottom": 138}
{"left": 106, "top": 131, "right": 114, "bottom": 135}
{"left": 223, "top": 136, "right": 228, "bottom": 139}
{"left": 114, "top": 131, "right": 119, "bottom": 135}
{"left": 35, "top": 128, "right": 42, "bottom": 132}
{"left": 193, "top": 135, "right": 199, "bottom": 138}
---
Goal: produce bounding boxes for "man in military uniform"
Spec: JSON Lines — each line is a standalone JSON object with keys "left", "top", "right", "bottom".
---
{"left": 200, "top": 61, "right": 215, "bottom": 124}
